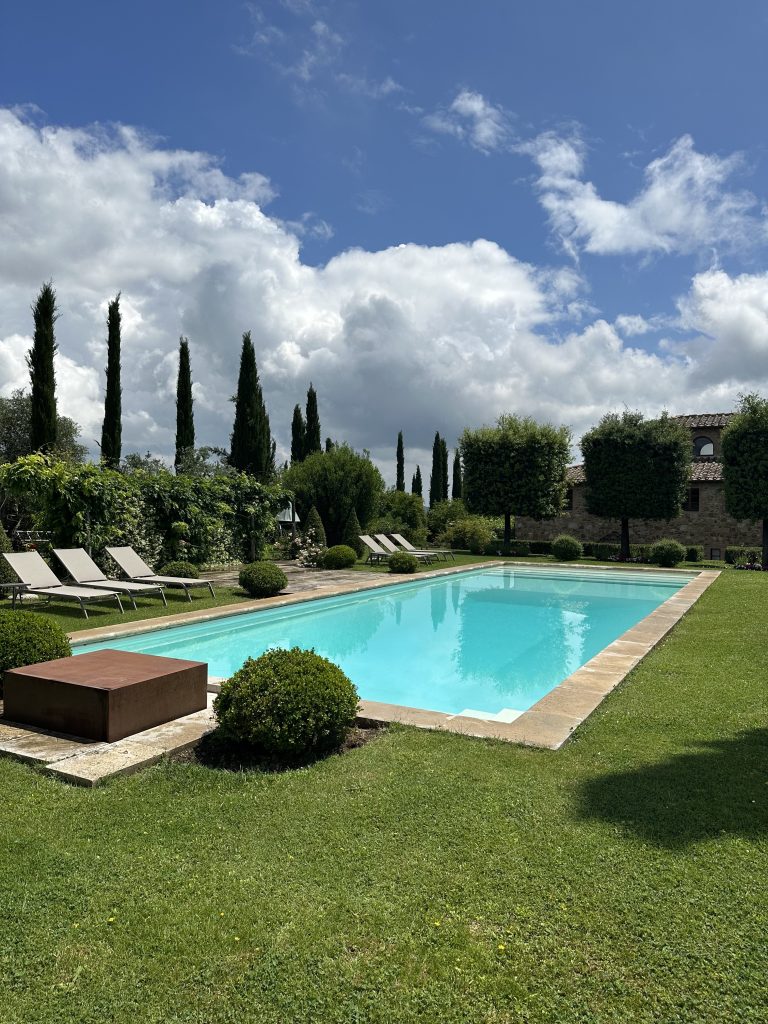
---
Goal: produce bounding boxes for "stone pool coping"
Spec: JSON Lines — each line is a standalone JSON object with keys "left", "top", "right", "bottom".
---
{"left": 0, "top": 562, "right": 719, "bottom": 782}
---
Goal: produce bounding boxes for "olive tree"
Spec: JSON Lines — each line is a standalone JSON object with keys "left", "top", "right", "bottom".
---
{"left": 722, "top": 393, "right": 768, "bottom": 565}
{"left": 581, "top": 411, "right": 691, "bottom": 558}
{"left": 460, "top": 415, "right": 571, "bottom": 546}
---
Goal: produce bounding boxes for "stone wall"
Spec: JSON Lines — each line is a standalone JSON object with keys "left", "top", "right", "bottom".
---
{"left": 516, "top": 481, "right": 761, "bottom": 558}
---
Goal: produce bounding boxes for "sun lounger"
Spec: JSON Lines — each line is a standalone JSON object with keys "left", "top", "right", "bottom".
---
{"left": 53, "top": 548, "right": 168, "bottom": 609}
{"left": 3, "top": 551, "right": 124, "bottom": 618}
{"left": 359, "top": 535, "right": 391, "bottom": 565}
{"left": 391, "top": 533, "right": 455, "bottom": 562}
{"left": 374, "top": 534, "right": 435, "bottom": 564}
{"left": 105, "top": 546, "right": 214, "bottom": 601}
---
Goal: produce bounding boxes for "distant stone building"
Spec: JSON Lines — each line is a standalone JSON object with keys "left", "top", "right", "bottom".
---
{"left": 516, "top": 414, "right": 762, "bottom": 559}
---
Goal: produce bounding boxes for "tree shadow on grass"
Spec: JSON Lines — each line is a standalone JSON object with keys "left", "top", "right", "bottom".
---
{"left": 577, "top": 728, "right": 768, "bottom": 849}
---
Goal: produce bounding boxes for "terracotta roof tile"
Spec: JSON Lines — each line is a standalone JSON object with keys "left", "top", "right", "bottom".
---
{"left": 672, "top": 413, "right": 733, "bottom": 428}
{"left": 568, "top": 459, "right": 723, "bottom": 483}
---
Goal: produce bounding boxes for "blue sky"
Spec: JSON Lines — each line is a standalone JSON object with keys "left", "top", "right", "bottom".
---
{"left": 1, "top": 1, "right": 767, "bottom": 477}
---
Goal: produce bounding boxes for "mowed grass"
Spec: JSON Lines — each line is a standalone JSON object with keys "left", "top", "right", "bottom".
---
{"left": 1, "top": 571, "right": 766, "bottom": 1023}
{"left": 9, "top": 585, "right": 251, "bottom": 634}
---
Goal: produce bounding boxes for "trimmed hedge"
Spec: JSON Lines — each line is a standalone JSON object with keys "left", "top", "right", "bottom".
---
{"left": 527, "top": 540, "right": 552, "bottom": 555}
{"left": 484, "top": 540, "right": 531, "bottom": 556}
{"left": 725, "top": 546, "right": 761, "bottom": 565}
{"left": 551, "top": 534, "right": 583, "bottom": 561}
{"left": 388, "top": 551, "right": 418, "bottom": 574}
{"left": 214, "top": 647, "right": 359, "bottom": 760}
{"left": 650, "top": 538, "right": 687, "bottom": 567}
{"left": 158, "top": 560, "right": 199, "bottom": 579}
{"left": 322, "top": 545, "right": 358, "bottom": 570}
{"left": 686, "top": 545, "right": 704, "bottom": 563}
{"left": 239, "top": 561, "right": 288, "bottom": 598}
{"left": 0, "top": 611, "right": 71, "bottom": 697}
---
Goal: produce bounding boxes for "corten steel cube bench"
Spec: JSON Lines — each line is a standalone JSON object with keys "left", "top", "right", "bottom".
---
{"left": 3, "top": 650, "right": 207, "bottom": 743}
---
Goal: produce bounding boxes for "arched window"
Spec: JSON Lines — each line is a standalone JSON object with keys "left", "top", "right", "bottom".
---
{"left": 694, "top": 436, "right": 714, "bottom": 456}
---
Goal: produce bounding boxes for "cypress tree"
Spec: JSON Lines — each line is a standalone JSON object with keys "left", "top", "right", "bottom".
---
{"left": 100, "top": 293, "right": 122, "bottom": 469}
{"left": 291, "top": 404, "right": 306, "bottom": 463}
{"left": 440, "top": 438, "right": 449, "bottom": 502}
{"left": 325, "top": 437, "right": 334, "bottom": 452}
{"left": 412, "top": 464, "right": 423, "bottom": 497}
{"left": 429, "top": 432, "right": 443, "bottom": 506}
{"left": 28, "top": 281, "right": 59, "bottom": 452}
{"left": 396, "top": 431, "right": 405, "bottom": 491}
{"left": 341, "top": 508, "right": 363, "bottom": 557}
{"left": 305, "top": 383, "right": 321, "bottom": 455}
{"left": 229, "top": 331, "right": 273, "bottom": 480}
{"left": 452, "top": 449, "right": 463, "bottom": 499}
{"left": 174, "top": 336, "right": 195, "bottom": 471}
{"left": 305, "top": 505, "right": 327, "bottom": 547}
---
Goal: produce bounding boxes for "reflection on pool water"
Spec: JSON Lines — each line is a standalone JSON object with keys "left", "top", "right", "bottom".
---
{"left": 76, "top": 566, "right": 692, "bottom": 718}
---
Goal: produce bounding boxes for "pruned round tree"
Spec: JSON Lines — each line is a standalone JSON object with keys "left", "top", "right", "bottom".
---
{"left": 581, "top": 411, "right": 691, "bottom": 558}
{"left": 722, "top": 393, "right": 768, "bottom": 565}
{"left": 460, "top": 415, "right": 571, "bottom": 546}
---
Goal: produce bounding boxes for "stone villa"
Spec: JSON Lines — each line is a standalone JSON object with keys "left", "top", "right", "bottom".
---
{"left": 517, "top": 414, "right": 762, "bottom": 559}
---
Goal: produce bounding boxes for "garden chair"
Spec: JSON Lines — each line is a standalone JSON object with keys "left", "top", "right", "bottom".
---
{"left": 391, "top": 533, "right": 455, "bottom": 562}
{"left": 2, "top": 551, "right": 124, "bottom": 618}
{"left": 105, "top": 546, "right": 215, "bottom": 600}
{"left": 359, "top": 535, "right": 391, "bottom": 565}
{"left": 53, "top": 548, "right": 168, "bottom": 609}
{"left": 374, "top": 534, "right": 435, "bottom": 564}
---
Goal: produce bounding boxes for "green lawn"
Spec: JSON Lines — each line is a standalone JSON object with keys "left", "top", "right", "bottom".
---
{"left": 1, "top": 571, "right": 766, "bottom": 1023}
{"left": 9, "top": 586, "right": 251, "bottom": 635}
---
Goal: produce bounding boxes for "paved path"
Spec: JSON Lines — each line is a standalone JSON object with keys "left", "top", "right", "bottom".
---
{"left": 203, "top": 561, "right": 382, "bottom": 594}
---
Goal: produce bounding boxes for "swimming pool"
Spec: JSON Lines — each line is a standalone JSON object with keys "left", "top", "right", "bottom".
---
{"left": 76, "top": 566, "right": 692, "bottom": 720}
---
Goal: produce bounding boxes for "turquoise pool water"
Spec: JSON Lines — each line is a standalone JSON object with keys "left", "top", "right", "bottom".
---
{"left": 76, "top": 566, "right": 692, "bottom": 718}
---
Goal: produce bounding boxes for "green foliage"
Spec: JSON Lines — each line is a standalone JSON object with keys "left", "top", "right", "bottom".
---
{"left": 304, "top": 505, "right": 327, "bottom": 547}
{"left": 341, "top": 507, "right": 364, "bottom": 557}
{"left": 0, "top": 388, "right": 86, "bottom": 465}
{"left": 461, "top": 414, "right": 571, "bottom": 544}
{"left": 375, "top": 489, "right": 426, "bottom": 546}
{"left": 527, "top": 540, "right": 552, "bottom": 554}
{"left": 175, "top": 337, "right": 195, "bottom": 471}
{"left": 411, "top": 464, "right": 423, "bottom": 496}
{"left": 238, "top": 561, "right": 288, "bottom": 597}
{"left": 396, "top": 431, "right": 405, "bottom": 491}
{"left": 582, "top": 411, "right": 692, "bottom": 555}
{"left": 1, "top": 455, "right": 289, "bottom": 567}
{"left": 429, "top": 432, "right": 448, "bottom": 506}
{"left": 290, "top": 404, "right": 306, "bottom": 463}
{"left": 214, "top": 647, "right": 358, "bottom": 759}
{"left": 442, "top": 515, "right": 495, "bottom": 554}
{"left": 304, "top": 383, "right": 322, "bottom": 456}
{"left": 452, "top": 449, "right": 462, "bottom": 500}
{"left": 28, "top": 281, "right": 59, "bottom": 452}
{"left": 724, "top": 546, "right": 761, "bottom": 566}
{"left": 0, "top": 610, "right": 71, "bottom": 695}
{"left": 100, "top": 293, "right": 122, "bottom": 470}
{"left": 388, "top": 551, "right": 418, "bottom": 573}
{"left": 284, "top": 445, "right": 385, "bottom": 546}
{"left": 552, "top": 534, "right": 583, "bottom": 561}
{"left": 322, "top": 545, "right": 358, "bottom": 569}
{"left": 686, "top": 545, "right": 704, "bottom": 563}
{"left": 229, "top": 331, "right": 274, "bottom": 481}
{"left": 722, "top": 393, "right": 768, "bottom": 563}
{"left": 651, "top": 538, "right": 686, "bottom": 567}
{"left": 157, "top": 560, "right": 199, "bottom": 579}
{"left": 426, "top": 498, "right": 467, "bottom": 539}
{"left": 0, "top": 523, "right": 15, "bottom": 586}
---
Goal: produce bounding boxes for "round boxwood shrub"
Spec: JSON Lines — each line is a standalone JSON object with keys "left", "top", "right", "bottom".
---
{"left": 322, "top": 544, "right": 358, "bottom": 569}
{"left": 388, "top": 551, "right": 418, "bottom": 574}
{"left": 552, "top": 534, "right": 583, "bottom": 561}
{"left": 651, "top": 538, "right": 687, "bottom": 568}
{"left": 0, "top": 611, "right": 71, "bottom": 697}
{"left": 239, "top": 561, "right": 288, "bottom": 597}
{"left": 214, "top": 647, "right": 359, "bottom": 760}
{"left": 158, "top": 560, "right": 199, "bottom": 579}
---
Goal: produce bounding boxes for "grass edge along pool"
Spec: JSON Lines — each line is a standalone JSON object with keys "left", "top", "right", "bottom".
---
{"left": 74, "top": 566, "right": 693, "bottom": 721}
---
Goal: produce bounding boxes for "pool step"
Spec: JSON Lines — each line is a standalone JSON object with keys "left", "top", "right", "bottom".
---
{"left": 451, "top": 707, "right": 523, "bottom": 724}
